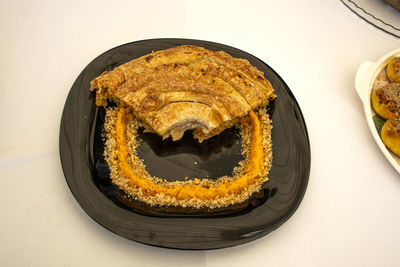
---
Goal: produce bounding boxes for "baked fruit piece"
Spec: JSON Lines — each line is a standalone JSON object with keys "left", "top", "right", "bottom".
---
{"left": 371, "top": 83, "right": 400, "bottom": 120}
{"left": 381, "top": 119, "right": 400, "bottom": 157}
{"left": 387, "top": 57, "right": 400, "bottom": 83}
{"left": 90, "top": 45, "right": 276, "bottom": 141}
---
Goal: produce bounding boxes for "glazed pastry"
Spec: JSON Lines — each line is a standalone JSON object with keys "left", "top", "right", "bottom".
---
{"left": 90, "top": 45, "right": 275, "bottom": 141}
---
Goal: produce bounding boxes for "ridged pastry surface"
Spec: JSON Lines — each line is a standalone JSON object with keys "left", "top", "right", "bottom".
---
{"left": 90, "top": 45, "right": 275, "bottom": 141}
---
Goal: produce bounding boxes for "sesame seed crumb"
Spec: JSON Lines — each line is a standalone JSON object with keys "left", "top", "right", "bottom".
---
{"left": 103, "top": 107, "right": 273, "bottom": 209}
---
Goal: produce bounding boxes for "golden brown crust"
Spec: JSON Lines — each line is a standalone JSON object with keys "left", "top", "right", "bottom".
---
{"left": 91, "top": 45, "right": 275, "bottom": 141}
{"left": 127, "top": 76, "right": 249, "bottom": 117}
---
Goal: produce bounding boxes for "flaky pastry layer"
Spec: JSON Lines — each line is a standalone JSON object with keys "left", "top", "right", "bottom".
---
{"left": 91, "top": 45, "right": 275, "bottom": 141}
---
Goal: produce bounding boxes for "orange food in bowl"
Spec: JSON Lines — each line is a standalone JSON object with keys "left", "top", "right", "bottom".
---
{"left": 371, "top": 87, "right": 398, "bottom": 120}
{"left": 387, "top": 57, "right": 400, "bottom": 83}
{"left": 381, "top": 119, "right": 400, "bottom": 157}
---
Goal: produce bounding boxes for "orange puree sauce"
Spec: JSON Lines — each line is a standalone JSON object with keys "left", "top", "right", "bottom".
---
{"left": 115, "top": 107, "right": 265, "bottom": 200}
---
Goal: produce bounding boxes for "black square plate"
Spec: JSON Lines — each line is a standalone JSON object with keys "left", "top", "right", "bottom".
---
{"left": 59, "top": 38, "right": 310, "bottom": 250}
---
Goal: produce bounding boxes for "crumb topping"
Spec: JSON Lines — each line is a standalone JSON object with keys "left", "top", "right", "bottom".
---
{"left": 103, "top": 107, "right": 273, "bottom": 209}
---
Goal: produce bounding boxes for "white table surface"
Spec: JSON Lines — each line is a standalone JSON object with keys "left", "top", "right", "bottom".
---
{"left": 1, "top": 0, "right": 400, "bottom": 266}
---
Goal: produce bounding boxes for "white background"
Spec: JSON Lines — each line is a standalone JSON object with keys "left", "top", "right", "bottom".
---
{"left": 1, "top": 0, "right": 399, "bottom": 266}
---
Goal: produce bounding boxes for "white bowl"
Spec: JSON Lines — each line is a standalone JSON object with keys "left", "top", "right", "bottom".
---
{"left": 355, "top": 48, "right": 400, "bottom": 174}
